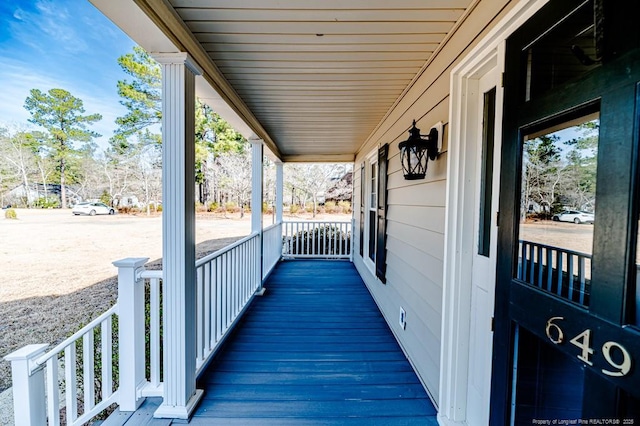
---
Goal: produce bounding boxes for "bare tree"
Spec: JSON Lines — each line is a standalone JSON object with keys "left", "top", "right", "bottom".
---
{"left": 98, "top": 151, "right": 137, "bottom": 207}
{"left": 132, "top": 144, "right": 162, "bottom": 215}
{"left": 0, "top": 128, "right": 40, "bottom": 207}
{"left": 286, "top": 163, "right": 345, "bottom": 218}
{"left": 217, "top": 149, "right": 252, "bottom": 218}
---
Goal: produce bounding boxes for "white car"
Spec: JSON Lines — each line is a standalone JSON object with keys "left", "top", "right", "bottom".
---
{"left": 72, "top": 202, "right": 116, "bottom": 216}
{"left": 552, "top": 210, "right": 594, "bottom": 224}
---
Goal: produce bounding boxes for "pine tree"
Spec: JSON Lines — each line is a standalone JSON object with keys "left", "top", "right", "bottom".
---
{"left": 24, "top": 88, "right": 101, "bottom": 208}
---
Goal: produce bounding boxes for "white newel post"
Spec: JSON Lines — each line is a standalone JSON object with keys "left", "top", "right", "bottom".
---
{"left": 4, "top": 344, "right": 48, "bottom": 425}
{"left": 113, "top": 257, "right": 149, "bottom": 411}
{"left": 153, "top": 52, "right": 203, "bottom": 419}
{"left": 275, "top": 161, "right": 283, "bottom": 224}
{"left": 251, "top": 139, "right": 265, "bottom": 294}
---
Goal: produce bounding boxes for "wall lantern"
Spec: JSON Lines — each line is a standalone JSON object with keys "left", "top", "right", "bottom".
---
{"left": 398, "top": 120, "right": 441, "bottom": 180}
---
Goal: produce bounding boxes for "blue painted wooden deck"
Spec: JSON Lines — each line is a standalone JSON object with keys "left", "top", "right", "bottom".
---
{"left": 107, "top": 260, "right": 437, "bottom": 425}
{"left": 190, "top": 260, "right": 437, "bottom": 425}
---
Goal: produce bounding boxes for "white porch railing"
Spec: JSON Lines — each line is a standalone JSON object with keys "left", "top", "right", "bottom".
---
{"left": 282, "top": 220, "right": 352, "bottom": 259}
{"left": 5, "top": 232, "right": 264, "bottom": 425}
{"left": 263, "top": 222, "right": 283, "bottom": 279}
{"left": 4, "top": 306, "right": 119, "bottom": 426}
{"left": 195, "top": 232, "right": 261, "bottom": 376}
{"left": 138, "top": 270, "right": 163, "bottom": 398}
{"left": 5, "top": 220, "right": 356, "bottom": 425}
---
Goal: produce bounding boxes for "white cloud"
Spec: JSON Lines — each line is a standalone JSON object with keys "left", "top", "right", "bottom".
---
{"left": 0, "top": 0, "right": 145, "bottom": 152}
{"left": 10, "top": 1, "right": 88, "bottom": 55}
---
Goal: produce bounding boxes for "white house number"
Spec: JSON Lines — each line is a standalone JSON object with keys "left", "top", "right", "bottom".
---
{"left": 545, "top": 316, "right": 632, "bottom": 377}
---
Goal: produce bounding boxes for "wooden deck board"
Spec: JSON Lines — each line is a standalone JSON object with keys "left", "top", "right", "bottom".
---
{"left": 102, "top": 398, "right": 171, "bottom": 426}
{"left": 187, "top": 417, "right": 438, "bottom": 425}
{"left": 191, "top": 260, "right": 437, "bottom": 424}
{"left": 109, "top": 260, "right": 437, "bottom": 425}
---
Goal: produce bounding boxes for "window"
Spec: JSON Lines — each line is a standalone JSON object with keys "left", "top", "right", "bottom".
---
{"left": 362, "top": 145, "right": 389, "bottom": 283}
{"left": 478, "top": 87, "right": 497, "bottom": 257}
{"left": 368, "top": 160, "right": 377, "bottom": 262}
{"left": 359, "top": 163, "right": 365, "bottom": 257}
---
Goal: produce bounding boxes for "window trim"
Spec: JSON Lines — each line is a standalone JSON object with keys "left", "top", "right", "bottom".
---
{"left": 363, "top": 149, "right": 378, "bottom": 274}
{"left": 361, "top": 145, "right": 389, "bottom": 283}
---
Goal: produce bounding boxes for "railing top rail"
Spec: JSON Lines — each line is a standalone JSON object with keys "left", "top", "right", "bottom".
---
{"left": 34, "top": 304, "right": 118, "bottom": 367}
{"left": 519, "top": 239, "right": 592, "bottom": 259}
{"left": 283, "top": 220, "right": 352, "bottom": 224}
{"left": 140, "top": 269, "right": 162, "bottom": 279}
{"left": 263, "top": 222, "right": 282, "bottom": 232}
{"left": 196, "top": 231, "right": 259, "bottom": 267}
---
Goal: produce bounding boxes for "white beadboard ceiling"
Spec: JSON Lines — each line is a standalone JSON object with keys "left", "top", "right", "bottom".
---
{"left": 107, "top": 0, "right": 474, "bottom": 161}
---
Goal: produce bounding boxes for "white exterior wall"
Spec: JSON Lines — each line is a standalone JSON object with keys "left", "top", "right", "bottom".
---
{"left": 352, "top": 0, "right": 518, "bottom": 404}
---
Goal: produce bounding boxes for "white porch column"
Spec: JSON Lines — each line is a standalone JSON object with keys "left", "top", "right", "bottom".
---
{"left": 251, "top": 139, "right": 265, "bottom": 294}
{"left": 251, "top": 139, "right": 264, "bottom": 234}
{"left": 152, "top": 52, "right": 203, "bottom": 419}
{"left": 275, "top": 162, "right": 283, "bottom": 223}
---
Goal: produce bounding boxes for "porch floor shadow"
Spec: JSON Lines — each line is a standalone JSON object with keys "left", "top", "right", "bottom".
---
{"left": 191, "top": 260, "right": 437, "bottom": 425}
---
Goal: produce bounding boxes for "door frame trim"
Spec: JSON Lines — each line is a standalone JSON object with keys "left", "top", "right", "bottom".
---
{"left": 439, "top": 0, "right": 548, "bottom": 423}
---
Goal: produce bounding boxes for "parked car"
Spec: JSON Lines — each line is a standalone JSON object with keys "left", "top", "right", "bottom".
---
{"left": 552, "top": 210, "right": 594, "bottom": 224}
{"left": 72, "top": 202, "right": 116, "bottom": 216}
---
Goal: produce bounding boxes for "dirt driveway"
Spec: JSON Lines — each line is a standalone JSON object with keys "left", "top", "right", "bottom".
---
{"left": 521, "top": 220, "right": 594, "bottom": 254}
{"left": 0, "top": 208, "right": 252, "bottom": 393}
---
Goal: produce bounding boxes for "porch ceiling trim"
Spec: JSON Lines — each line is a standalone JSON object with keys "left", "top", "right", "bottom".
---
{"left": 132, "top": 0, "right": 282, "bottom": 160}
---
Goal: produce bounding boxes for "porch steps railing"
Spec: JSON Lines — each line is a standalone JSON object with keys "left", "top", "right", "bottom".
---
{"left": 5, "top": 219, "right": 352, "bottom": 425}
{"left": 5, "top": 306, "right": 119, "bottom": 426}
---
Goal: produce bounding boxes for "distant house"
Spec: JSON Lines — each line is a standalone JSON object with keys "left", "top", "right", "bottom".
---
{"left": 324, "top": 171, "right": 352, "bottom": 202}
{"left": 114, "top": 195, "right": 142, "bottom": 209}
{"left": 3, "top": 183, "right": 81, "bottom": 207}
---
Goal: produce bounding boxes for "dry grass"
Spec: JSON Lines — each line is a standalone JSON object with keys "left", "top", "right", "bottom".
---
{"left": 0, "top": 209, "right": 351, "bottom": 393}
{"left": 0, "top": 209, "right": 251, "bottom": 393}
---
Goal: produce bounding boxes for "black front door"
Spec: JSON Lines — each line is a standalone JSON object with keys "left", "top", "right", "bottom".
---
{"left": 492, "top": 0, "right": 640, "bottom": 423}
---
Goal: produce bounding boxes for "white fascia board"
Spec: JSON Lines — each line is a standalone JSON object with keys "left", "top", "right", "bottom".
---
{"left": 89, "top": 0, "right": 178, "bottom": 53}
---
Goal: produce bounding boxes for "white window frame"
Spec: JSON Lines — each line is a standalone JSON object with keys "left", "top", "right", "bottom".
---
{"left": 363, "top": 148, "right": 379, "bottom": 273}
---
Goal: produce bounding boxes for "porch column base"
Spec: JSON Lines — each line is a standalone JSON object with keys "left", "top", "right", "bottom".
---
{"left": 153, "top": 389, "right": 203, "bottom": 420}
{"left": 255, "top": 287, "right": 267, "bottom": 296}
{"left": 437, "top": 414, "right": 467, "bottom": 426}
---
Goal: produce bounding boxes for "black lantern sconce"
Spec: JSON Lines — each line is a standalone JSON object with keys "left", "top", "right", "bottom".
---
{"left": 398, "top": 120, "right": 442, "bottom": 180}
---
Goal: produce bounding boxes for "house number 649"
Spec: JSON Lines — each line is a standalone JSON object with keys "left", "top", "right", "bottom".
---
{"left": 545, "top": 316, "right": 632, "bottom": 377}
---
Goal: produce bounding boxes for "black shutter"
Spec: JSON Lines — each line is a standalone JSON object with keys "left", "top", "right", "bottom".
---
{"left": 359, "top": 163, "right": 365, "bottom": 257}
{"left": 375, "top": 144, "right": 388, "bottom": 283}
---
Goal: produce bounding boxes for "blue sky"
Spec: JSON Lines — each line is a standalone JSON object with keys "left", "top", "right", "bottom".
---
{"left": 0, "top": 0, "right": 136, "bottom": 151}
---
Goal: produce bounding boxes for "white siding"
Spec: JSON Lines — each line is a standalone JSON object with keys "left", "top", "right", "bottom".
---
{"left": 353, "top": 0, "right": 517, "bottom": 404}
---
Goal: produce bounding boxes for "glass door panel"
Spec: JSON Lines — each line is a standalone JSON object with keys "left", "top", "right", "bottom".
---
{"left": 517, "top": 112, "right": 599, "bottom": 307}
